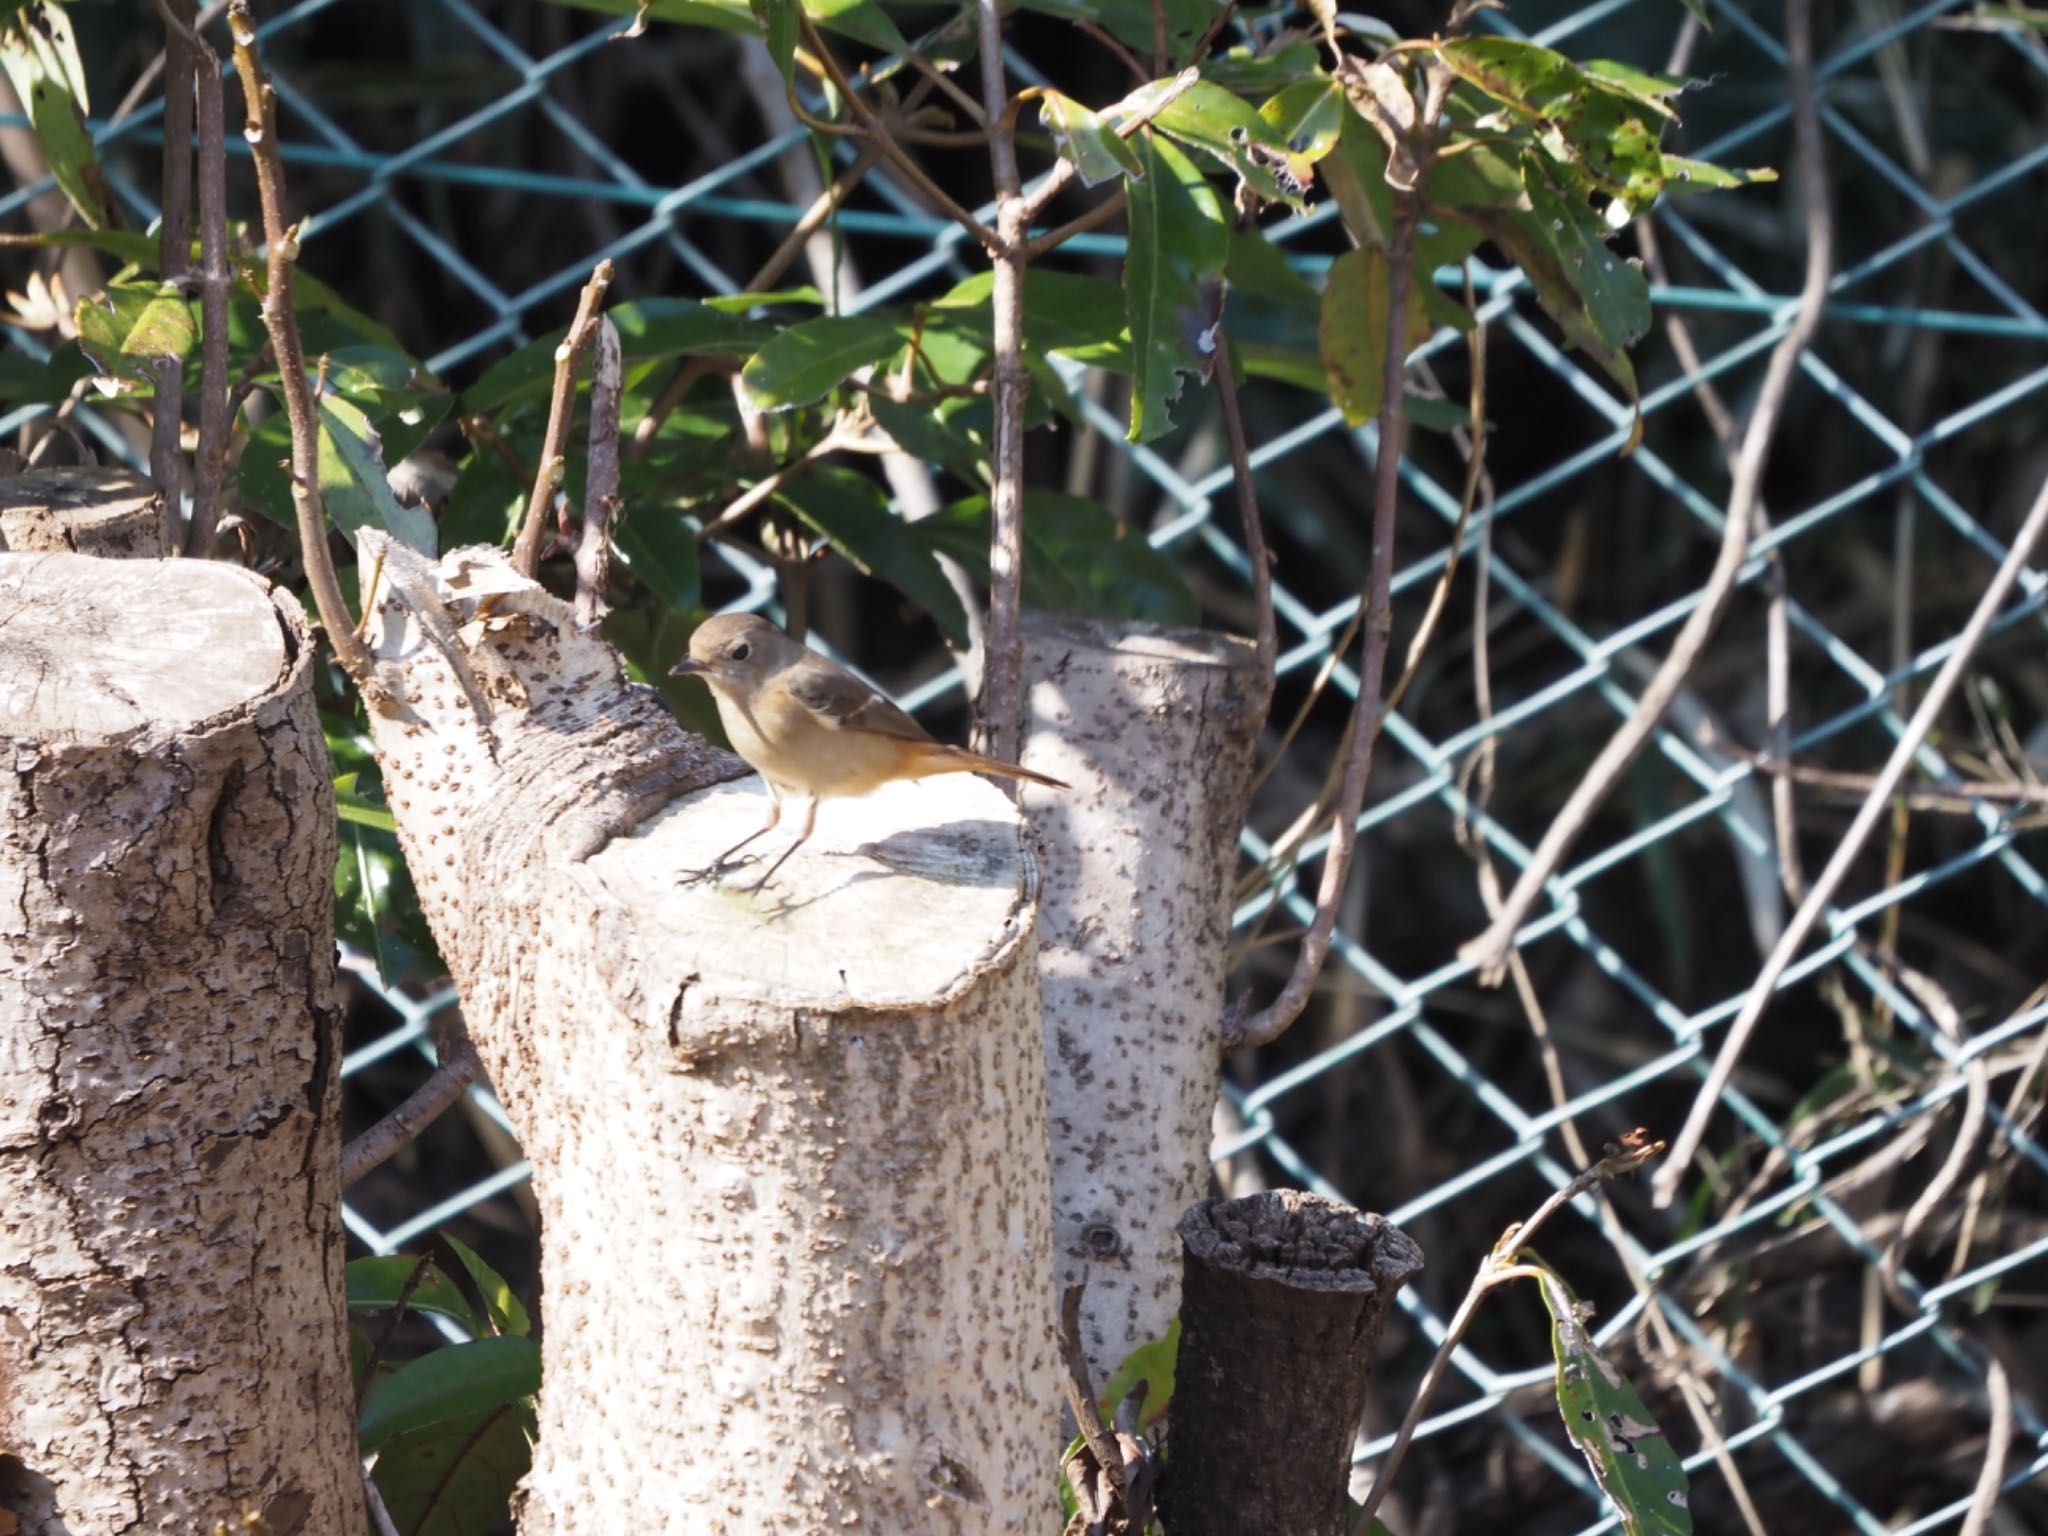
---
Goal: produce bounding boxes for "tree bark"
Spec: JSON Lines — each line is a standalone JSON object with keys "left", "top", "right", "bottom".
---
{"left": 1159, "top": 1191, "right": 1423, "bottom": 1536}
{"left": 0, "top": 468, "right": 166, "bottom": 557}
{"left": 0, "top": 553, "right": 362, "bottom": 1535}
{"left": 354, "top": 535, "right": 1061, "bottom": 1533}
{"left": 1020, "top": 614, "right": 1269, "bottom": 1385}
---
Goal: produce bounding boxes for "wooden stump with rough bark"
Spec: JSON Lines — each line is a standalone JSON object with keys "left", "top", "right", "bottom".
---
{"left": 355, "top": 535, "right": 1061, "bottom": 1534}
{"left": 0, "top": 467, "right": 166, "bottom": 557}
{"left": 1020, "top": 613, "right": 1268, "bottom": 1386}
{"left": 0, "top": 553, "right": 363, "bottom": 1535}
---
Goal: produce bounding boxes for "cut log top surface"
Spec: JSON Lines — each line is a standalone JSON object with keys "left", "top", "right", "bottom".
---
{"left": 0, "top": 553, "right": 287, "bottom": 741}
{"left": 1025, "top": 609, "right": 1257, "bottom": 669}
{"left": 589, "top": 773, "right": 1035, "bottom": 1008}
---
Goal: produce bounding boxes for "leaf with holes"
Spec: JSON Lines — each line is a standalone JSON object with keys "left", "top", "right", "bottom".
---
{"left": 1124, "top": 130, "right": 1228, "bottom": 444}
{"left": 1152, "top": 80, "right": 1311, "bottom": 208}
{"left": 1530, "top": 1259, "right": 1693, "bottom": 1536}
{"left": 740, "top": 314, "right": 904, "bottom": 412}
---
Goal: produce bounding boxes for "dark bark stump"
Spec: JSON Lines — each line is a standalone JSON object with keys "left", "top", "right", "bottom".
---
{"left": 1160, "top": 1190, "right": 1423, "bottom": 1536}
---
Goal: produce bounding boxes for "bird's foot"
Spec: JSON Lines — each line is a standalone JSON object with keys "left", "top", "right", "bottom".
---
{"left": 678, "top": 851, "right": 760, "bottom": 886}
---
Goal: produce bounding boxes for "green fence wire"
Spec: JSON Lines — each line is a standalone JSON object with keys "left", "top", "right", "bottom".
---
{"left": 6, "top": 0, "right": 2046, "bottom": 1529}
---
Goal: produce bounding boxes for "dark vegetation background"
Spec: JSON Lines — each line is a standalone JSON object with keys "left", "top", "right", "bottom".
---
{"left": 12, "top": 2, "right": 2047, "bottom": 1530}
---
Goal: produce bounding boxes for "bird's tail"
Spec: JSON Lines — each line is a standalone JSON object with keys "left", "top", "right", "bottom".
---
{"left": 916, "top": 742, "right": 1069, "bottom": 790}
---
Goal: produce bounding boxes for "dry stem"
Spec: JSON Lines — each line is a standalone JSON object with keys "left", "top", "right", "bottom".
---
{"left": 511, "top": 258, "right": 613, "bottom": 578}
{"left": 227, "top": 1, "right": 370, "bottom": 677}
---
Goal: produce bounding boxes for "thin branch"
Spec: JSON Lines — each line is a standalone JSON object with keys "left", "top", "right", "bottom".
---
{"left": 693, "top": 426, "right": 854, "bottom": 546}
{"left": 1959, "top": 1353, "right": 2014, "bottom": 1536}
{"left": 149, "top": 0, "right": 196, "bottom": 554}
{"left": 1212, "top": 335, "right": 1274, "bottom": 681}
{"left": 226, "top": 2, "right": 370, "bottom": 677}
{"left": 1880, "top": 967, "right": 1988, "bottom": 1310}
{"left": 1652, "top": 464, "right": 2048, "bottom": 1207}
{"left": 800, "top": 16, "right": 999, "bottom": 252}
{"left": 1461, "top": 0, "right": 1833, "bottom": 983}
{"left": 1023, "top": 186, "right": 1127, "bottom": 259}
{"left": 976, "top": 0, "right": 1028, "bottom": 769}
{"left": 340, "top": 1038, "right": 481, "bottom": 1189}
{"left": 1708, "top": 734, "right": 2048, "bottom": 812}
{"left": 1350, "top": 1134, "right": 1664, "bottom": 1536}
{"left": 187, "top": 14, "right": 231, "bottom": 554}
{"left": 1058, "top": 1284, "right": 1124, "bottom": 1498}
{"left": 575, "top": 316, "right": 622, "bottom": 629}
{"left": 511, "top": 259, "right": 612, "bottom": 579}
{"left": 1227, "top": 65, "right": 1449, "bottom": 1053}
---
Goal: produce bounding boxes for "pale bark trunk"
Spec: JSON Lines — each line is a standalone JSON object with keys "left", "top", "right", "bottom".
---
{"left": 354, "top": 535, "right": 1060, "bottom": 1534}
{"left": 0, "top": 553, "right": 362, "bottom": 1535}
{"left": 1020, "top": 614, "right": 1268, "bottom": 1386}
{"left": 0, "top": 467, "right": 166, "bottom": 557}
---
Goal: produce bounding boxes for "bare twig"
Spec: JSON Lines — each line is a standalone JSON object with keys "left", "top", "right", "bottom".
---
{"left": 1708, "top": 735, "right": 2048, "bottom": 812}
{"left": 575, "top": 317, "right": 623, "bottom": 629}
{"left": 1059, "top": 1284, "right": 1124, "bottom": 1498}
{"left": 1350, "top": 1134, "right": 1664, "bottom": 1536}
{"left": 1227, "top": 64, "right": 1449, "bottom": 1053}
{"left": 1461, "top": 0, "right": 1834, "bottom": 983}
{"left": 362, "top": 1470, "right": 403, "bottom": 1536}
{"left": 511, "top": 258, "right": 612, "bottom": 578}
{"left": 1960, "top": 1350, "right": 2014, "bottom": 1536}
{"left": 149, "top": 0, "right": 196, "bottom": 553}
{"left": 1880, "top": 967, "right": 1988, "bottom": 1310}
{"left": 187, "top": 13, "right": 231, "bottom": 554}
{"left": 693, "top": 425, "right": 854, "bottom": 547}
{"left": 340, "top": 1038, "right": 482, "bottom": 1189}
{"left": 1652, "top": 465, "right": 2048, "bottom": 1207}
{"left": 976, "top": 0, "right": 1028, "bottom": 769}
{"left": 227, "top": 2, "right": 370, "bottom": 677}
{"left": 1212, "top": 336, "right": 1274, "bottom": 680}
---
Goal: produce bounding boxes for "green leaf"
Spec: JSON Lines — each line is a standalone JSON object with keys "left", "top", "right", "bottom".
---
{"left": 1038, "top": 89, "right": 1144, "bottom": 187}
{"left": 1124, "top": 130, "right": 1227, "bottom": 444}
{"left": 774, "top": 467, "right": 970, "bottom": 646}
{"left": 750, "top": 0, "right": 798, "bottom": 84}
{"left": 358, "top": 1335, "right": 541, "bottom": 1453}
{"left": 460, "top": 299, "right": 770, "bottom": 417}
{"left": 0, "top": 5, "right": 113, "bottom": 229}
{"left": 335, "top": 777, "right": 398, "bottom": 832}
{"left": 1438, "top": 36, "right": 1591, "bottom": 119}
{"left": 1012, "top": 0, "right": 1222, "bottom": 59}
{"left": 24, "top": 226, "right": 161, "bottom": 268}
{"left": 615, "top": 505, "right": 702, "bottom": 612}
{"left": 370, "top": 1403, "right": 535, "bottom": 1536}
{"left": 1658, "top": 156, "right": 1778, "bottom": 194}
{"left": 1531, "top": 1261, "right": 1693, "bottom": 1535}
{"left": 440, "top": 1232, "right": 531, "bottom": 1339}
{"left": 1152, "top": 81, "right": 1309, "bottom": 208}
{"left": 1319, "top": 245, "right": 1397, "bottom": 426}
{"left": 1579, "top": 59, "right": 1687, "bottom": 116}
{"left": 1402, "top": 390, "right": 1483, "bottom": 435}
{"left": 72, "top": 281, "right": 197, "bottom": 385}
{"left": 532, "top": 0, "right": 904, "bottom": 48}
{"left": 916, "top": 491, "right": 1199, "bottom": 627}
{"left": 1096, "top": 1318, "right": 1179, "bottom": 1428}
{"left": 739, "top": 314, "right": 903, "bottom": 412}
{"left": 929, "top": 269, "right": 1131, "bottom": 369}
{"left": 866, "top": 395, "right": 989, "bottom": 484}
{"left": 240, "top": 392, "right": 440, "bottom": 553}
{"left": 346, "top": 1256, "right": 485, "bottom": 1338}
{"left": 1198, "top": 40, "right": 1322, "bottom": 94}
{"left": 1258, "top": 78, "right": 1347, "bottom": 169}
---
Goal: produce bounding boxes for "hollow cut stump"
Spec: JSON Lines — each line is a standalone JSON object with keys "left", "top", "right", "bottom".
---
{"left": 0, "top": 553, "right": 362, "bottom": 1535}
{"left": 1020, "top": 614, "right": 1268, "bottom": 1386}
{"left": 355, "top": 535, "right": 1060, "bottom": 1534}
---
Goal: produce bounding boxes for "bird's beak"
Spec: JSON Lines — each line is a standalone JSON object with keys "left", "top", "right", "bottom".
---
{"left": 669, "top": 657, "right": 709, "bottom": 678}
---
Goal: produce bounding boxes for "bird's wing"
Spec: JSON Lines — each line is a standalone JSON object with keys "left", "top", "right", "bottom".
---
{"left": 783, "top": 656, "right": 934, "bottom": 743}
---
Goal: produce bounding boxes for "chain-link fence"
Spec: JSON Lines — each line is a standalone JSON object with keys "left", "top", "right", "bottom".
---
{"left": 7, "top": 0, "right": 2047, "bottom": 1530}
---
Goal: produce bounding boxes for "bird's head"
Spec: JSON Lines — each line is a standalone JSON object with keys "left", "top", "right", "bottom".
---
{"left": 669, "top": 613, "right": 796, "bottom": 693}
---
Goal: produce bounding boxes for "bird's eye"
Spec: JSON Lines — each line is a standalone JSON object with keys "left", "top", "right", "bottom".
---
{"left": 730, "top": 642, "right": 752, "bottom": 661}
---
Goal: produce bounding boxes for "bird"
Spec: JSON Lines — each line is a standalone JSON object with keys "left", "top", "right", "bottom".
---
{"left": 669, "top": 613, "right": 1067, "bottom": 891}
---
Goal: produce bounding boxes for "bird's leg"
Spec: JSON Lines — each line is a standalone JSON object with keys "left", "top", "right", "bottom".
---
{"left": 682, "top": 788, "right": 780, "bottom": 883}
{"left": 744, "top": 795, "right": 817, "bottom": 894}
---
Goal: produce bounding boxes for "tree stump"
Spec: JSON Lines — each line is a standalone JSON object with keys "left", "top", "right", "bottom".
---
{"left": 1159, "top": 1190, "right": 1424, "bottom": 1536}
{"left": 1020, "top": 613, "right": 1268, "bottom": 1385}
{"left": 0, "top": 467, "right": 166, "bottom": 557}
{"left": 354, "top": 535, "right": 1060, "bottom": 1533}
{"left": 0, "top": 553, "right": 362, "bottom": 1534}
